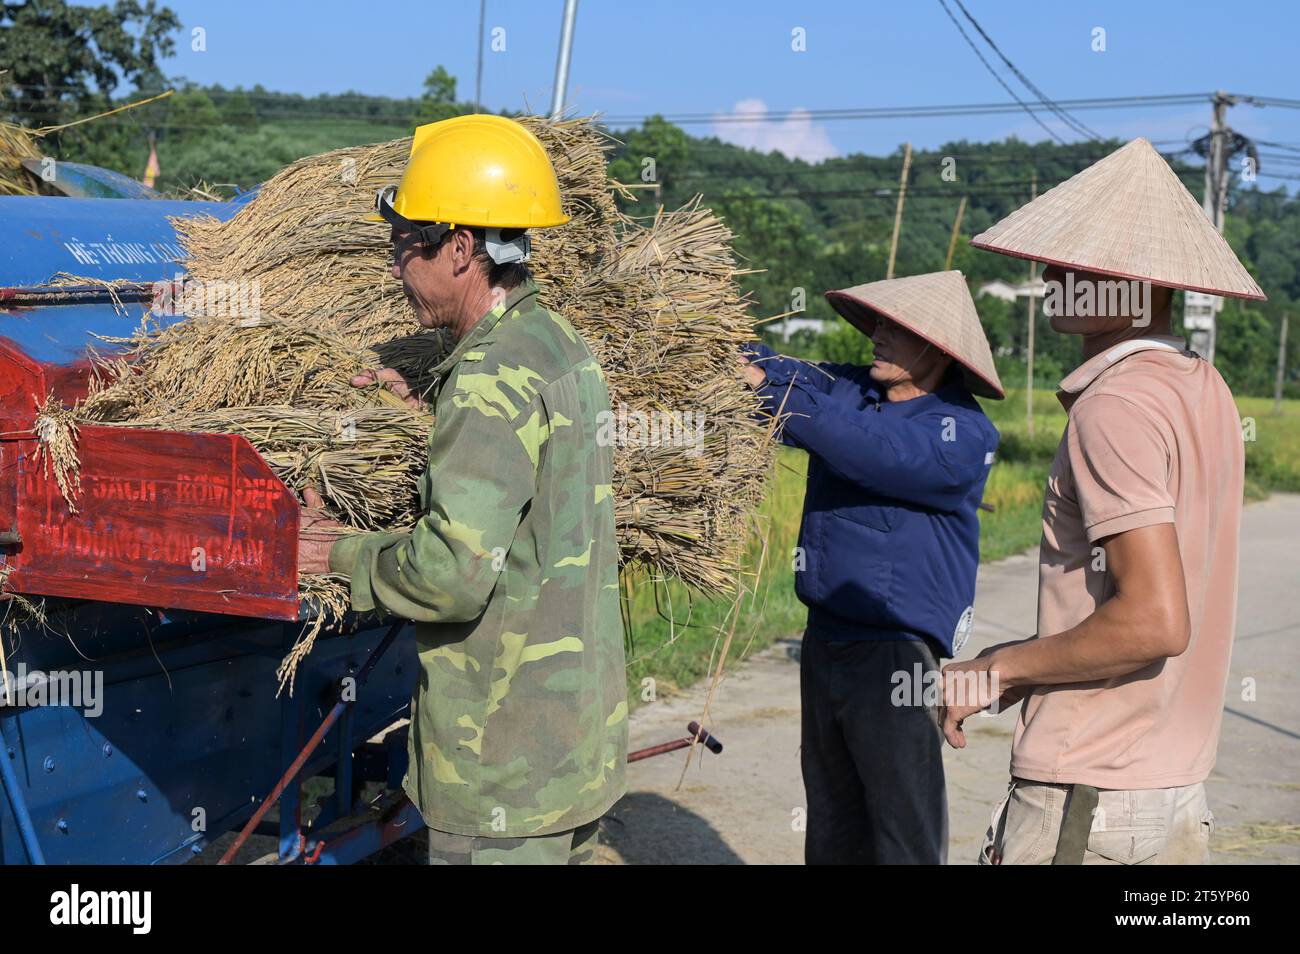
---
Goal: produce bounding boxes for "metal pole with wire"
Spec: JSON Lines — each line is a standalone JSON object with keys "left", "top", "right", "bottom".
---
{"left": 549, "top": 0, "right": 579, "bottom": 120}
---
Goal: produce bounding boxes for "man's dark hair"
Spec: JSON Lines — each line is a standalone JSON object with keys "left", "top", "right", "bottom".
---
{"left": 415, "top": 224, "right": 532, "bottom": 288}
{"left": 466, "top": 226, "right": 531, "bottom": 289}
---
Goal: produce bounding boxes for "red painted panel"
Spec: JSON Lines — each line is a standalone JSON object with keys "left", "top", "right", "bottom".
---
{"left": 1, "top": 425, "right": 301, "bottom": 621}
{"left": 0, "top": 342, "right": 43, "bottom": 544}
{"left": 0, "top": 337, "right": 47, "bottom": 427}
{"left": 0, "top": 333, "right": 93, "bottom": 405}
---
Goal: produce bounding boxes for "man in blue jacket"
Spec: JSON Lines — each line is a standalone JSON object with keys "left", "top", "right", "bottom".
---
{"left": 741, "top": 270, "right": 1003, "bottom": 864}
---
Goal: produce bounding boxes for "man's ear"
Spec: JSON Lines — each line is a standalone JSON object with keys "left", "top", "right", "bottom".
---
{"left": 450, "top": 228, "right": 477, "bottom": 273}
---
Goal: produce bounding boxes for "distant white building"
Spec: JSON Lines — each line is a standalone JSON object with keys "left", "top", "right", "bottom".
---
{"left": 772, "top": 316, "right": 828, "bottom": 341}
{"left": 978, "top": 277, "right": 1046, "bottom": 302}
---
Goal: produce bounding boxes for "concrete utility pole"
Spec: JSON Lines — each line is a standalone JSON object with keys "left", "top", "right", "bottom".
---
{"left": 549, "top": 0, "right": 580, "bottom": 120}
{"left": 886, "top": 142, "right": 912, "bottom": 280}
{"left": 1026, "top": 173, "right": 1037, "bottom": 437}
{"left": 1185, "top": 91, "right": 1238, "bottom": 363}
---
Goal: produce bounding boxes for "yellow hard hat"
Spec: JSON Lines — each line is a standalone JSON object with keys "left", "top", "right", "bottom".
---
{"left": 373, "top": 114, "right": 569, "bottom": 233}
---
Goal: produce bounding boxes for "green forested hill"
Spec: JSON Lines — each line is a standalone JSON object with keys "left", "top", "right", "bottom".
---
{"left": 14, "top": 79, "right": 1297, "bottom": 399}
{"left": 605, "top": 119, "right": 1298, "bottom": 397}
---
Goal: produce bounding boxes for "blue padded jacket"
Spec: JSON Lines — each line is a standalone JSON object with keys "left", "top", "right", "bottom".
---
{"left": 748, "top": 343, "right": 999, "bottom": 657}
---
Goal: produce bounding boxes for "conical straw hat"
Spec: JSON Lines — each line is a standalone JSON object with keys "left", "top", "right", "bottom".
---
{"left": 825, "top": 270, "right": 1005, "bottom": 399}
{"left": 970, "top": 138, "right": 1265, "bottom": 300}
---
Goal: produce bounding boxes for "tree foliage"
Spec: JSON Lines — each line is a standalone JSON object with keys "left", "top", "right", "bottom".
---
{"left": 0, "top": 0, "right": 179, "bottom": 124}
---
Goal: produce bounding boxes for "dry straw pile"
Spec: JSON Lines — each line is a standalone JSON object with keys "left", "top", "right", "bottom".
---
{"left": 1, "top": 72, "right": 41, "bottom": 196}
{"left": 0, "top": 120, "right": 45, "bottom": 196}
{"left": 76, "top": 116, "right": 772, "bottom": 686}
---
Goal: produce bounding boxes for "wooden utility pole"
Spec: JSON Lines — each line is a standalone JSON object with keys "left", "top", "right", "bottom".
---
{"left": 1026, "top": 172, "right": 1037, "bottom": 437}
{"left": 945, "top": 196, "right": 967, "bottom": 270}
{"left": 886, "top": 142, "right": 912, "bottom": 279}
{"left": 1275, "top": 312, "right": 1290, "bottom": 415}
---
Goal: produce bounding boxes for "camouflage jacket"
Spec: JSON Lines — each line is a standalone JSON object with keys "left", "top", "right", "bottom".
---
{"left": 329, "top": 281, "right": 627, "bottom": 837}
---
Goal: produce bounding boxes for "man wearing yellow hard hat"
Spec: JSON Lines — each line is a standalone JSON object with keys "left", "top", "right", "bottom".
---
{"left": 298, "top": 115, "right": 627, "bottom": 865}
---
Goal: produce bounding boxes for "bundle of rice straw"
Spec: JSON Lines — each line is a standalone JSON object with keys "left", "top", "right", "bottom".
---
{"left": 1, "top": 72, "right": 40, "bottom": 195}
{"left": 74, "top": 115, "right": 772, "bottom": 685}
{"left": 81, "top": 319, "right": 432, "bottom": 532}
{"left": 0, "top": 120, "right": 44, "bottom": 196}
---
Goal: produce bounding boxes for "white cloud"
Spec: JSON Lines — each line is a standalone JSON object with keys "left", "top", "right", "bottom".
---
{"left": 711, "top": 98, "right": 839, "bottom": 162}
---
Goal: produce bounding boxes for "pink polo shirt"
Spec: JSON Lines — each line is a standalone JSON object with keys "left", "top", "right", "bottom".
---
{"left": 1010, "top": 336, "right": 1244, "bottom": 789}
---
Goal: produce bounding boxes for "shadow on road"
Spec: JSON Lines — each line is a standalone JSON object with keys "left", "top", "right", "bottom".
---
{"left": 603, "top": 792, "right": 745, "bottom": 864}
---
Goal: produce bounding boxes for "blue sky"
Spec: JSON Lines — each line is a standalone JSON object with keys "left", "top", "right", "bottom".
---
{"left": 161, "top": 0, "right": 1300, "bottom": 178}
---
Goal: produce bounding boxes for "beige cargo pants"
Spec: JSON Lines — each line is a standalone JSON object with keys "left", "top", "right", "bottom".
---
{"left": 978, "top": 778, "right": 1215, "bottom": 865}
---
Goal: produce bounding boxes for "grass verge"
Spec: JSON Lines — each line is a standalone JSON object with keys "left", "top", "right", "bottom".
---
{"left": 623, "top": 390, "right": 1300, "bottom": 701}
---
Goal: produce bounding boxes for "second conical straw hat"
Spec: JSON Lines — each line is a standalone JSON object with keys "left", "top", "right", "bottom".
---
{"left": 825, "top": 270, "right": 1004, "bottom": 399}
{"left": 970, "top": 138, "right": 1264, "bottom": 300}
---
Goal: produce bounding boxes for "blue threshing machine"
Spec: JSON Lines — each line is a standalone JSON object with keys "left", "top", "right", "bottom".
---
{"left": 0, "top": 181, "right": 427, "bottom": 865}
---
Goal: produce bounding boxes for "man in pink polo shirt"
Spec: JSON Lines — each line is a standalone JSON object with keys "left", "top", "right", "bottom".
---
{"left": 940, "top": 138, "right": 1265, "bottom": 864}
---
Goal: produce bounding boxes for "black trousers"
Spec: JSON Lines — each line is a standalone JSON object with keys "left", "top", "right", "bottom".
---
{"left": 800, "top": 634, "right": 948, "bottom": 865}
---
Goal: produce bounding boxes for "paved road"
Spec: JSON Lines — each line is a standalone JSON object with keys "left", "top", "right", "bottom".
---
{"left": 605, "top": 494, "right": 1300, "bottom": 864}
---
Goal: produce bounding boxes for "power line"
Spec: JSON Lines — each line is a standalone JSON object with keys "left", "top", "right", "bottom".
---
{"left": 6, "top": 80, "right": 1217, "bottom": 119}
{"left": 1255, "top": 138, "right": 1300, "bottom": 155}
{"left": 2, "top": 85, "right": 1231, "bottom": 131}
{"left": 601, "top": 93, "right": 1213, "bottom": 127}
{"left": 9, "top": 78, "right": 1291, "bottom": 127}
{"left": 695, "top": 170, "right": 1207, "bottom": 205}
{"left": 950, "top": 0, "right": 1102, "bottom": 141}
{"left": 709, "top": 187, "right": 1050, "bottom": 204}
{"left": 1258, "top": 151, "right": 1300, "bottom": 164}
{"left": 693, "top": 170, "right": 1286, "bottom": 210}
{"left": 2, "top": 82, "right": 424, "bottom": 104}
{"left": 936, "top": 0, "right": 1066, "bottom": 144}
{"left": 1239, "top": 95, "right": 1300, "bottom": 109}
{"left": 671, "top": 137, "right": 1191, "bottom": 162}
{"left": 7, "top": 83, "right": 1296, "bottom": 191}
{"left": 683, "top": 143, "right": 1182, "bottom": 169}
{"left": 3, "top": 104, "right": 415, "bottom": 125}
{"left": 670, "top": 144, "right": 1195, "bottom": 187}
{"left": 664, "top": 156, "right": 1211, "bottom": 203}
